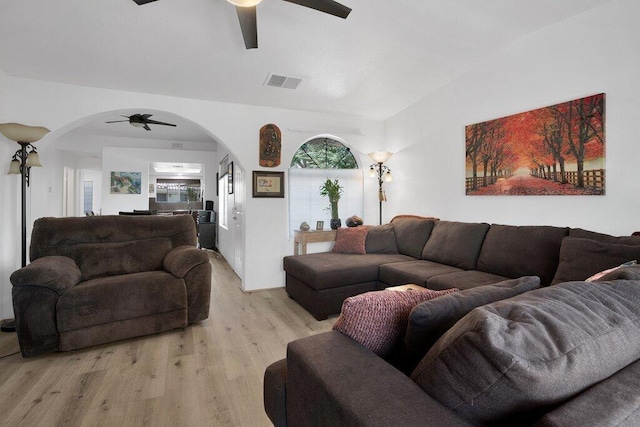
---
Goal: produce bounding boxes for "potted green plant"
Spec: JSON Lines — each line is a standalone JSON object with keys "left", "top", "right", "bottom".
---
{"left": 319, "top": 178, "right": 343, "bottom": 229}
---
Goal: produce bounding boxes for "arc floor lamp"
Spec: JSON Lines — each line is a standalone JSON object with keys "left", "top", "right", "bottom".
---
{"left": 368, "top": 151, "right": 393, "bottom": 225}
{"left": 0, "top": 123, "right": 49, "bottom": 333}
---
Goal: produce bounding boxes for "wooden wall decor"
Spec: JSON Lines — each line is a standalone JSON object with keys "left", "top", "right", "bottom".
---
{"left": 259, "top": 123, "right": 282, "bottom": 167}
{"left": 465, "top": 93, "right": 605, "bottom": 196}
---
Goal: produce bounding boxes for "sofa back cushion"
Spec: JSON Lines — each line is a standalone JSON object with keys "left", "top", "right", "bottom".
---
{"left": 68, "top": 238, "right": 173, "bottom": 281}
{"left": 402, "top": 276, "right": 540, "bottom": 373}
{"left": 551, "top": 237, "right": 640, "bottom": 285}
{"left": 422, "top": 221, "right": 489, "bottom": 270}
{"left": 365, "top": 224, "right": 398, "bottom": 254}
{"left": 569, "top": 228, "right": 640, "bottom": 245}
{"left": 390, "top": 216, "right": 435, "bottom": 258}
{"left": 411, "top": 279, "right": 640, "bottom": 425}
{"left": 476, "top": 224, "right": 569, "bottom": 285}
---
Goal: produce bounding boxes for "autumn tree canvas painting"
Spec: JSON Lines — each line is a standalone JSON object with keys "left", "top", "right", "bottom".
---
{"left": 465, "top": 93, "right": 605, "bottom": 196}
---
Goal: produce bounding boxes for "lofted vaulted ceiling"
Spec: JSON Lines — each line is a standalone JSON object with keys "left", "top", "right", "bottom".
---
{"left": 0, "top": 0, "right": 614, "bottom": 124}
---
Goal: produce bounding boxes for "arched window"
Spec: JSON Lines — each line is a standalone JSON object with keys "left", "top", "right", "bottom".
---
{"left": 291, "top": 137, "right": 358, "bottom": 169}
{"left": 289, "top": 137, "right": 363, "bottom": 237}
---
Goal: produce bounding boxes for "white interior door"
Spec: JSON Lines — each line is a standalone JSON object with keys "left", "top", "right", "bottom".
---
{"left": 232, "top": 165, "right": 245, "bottom": 280}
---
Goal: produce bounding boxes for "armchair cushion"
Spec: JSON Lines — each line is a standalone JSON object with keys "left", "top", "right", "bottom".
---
{"left": 10, "top": 256, "right": 81, "bottom": 295}
{"left": 69, "top": 237, "right": 172, "bottom": 281}
{"left": 57, "top": 271, "right": 187, "bottom": 332}
{"left": 163, "top": 245, "right": 211, "bottom": 278}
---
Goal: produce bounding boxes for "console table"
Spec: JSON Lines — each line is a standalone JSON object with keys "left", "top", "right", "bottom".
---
{"left": 294, "top": 229, "right": 337, "bottom": 255}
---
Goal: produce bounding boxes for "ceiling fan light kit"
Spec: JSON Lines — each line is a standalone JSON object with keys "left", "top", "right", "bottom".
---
{"left": 132, "top": 0, "right": 351, "bottom": 50}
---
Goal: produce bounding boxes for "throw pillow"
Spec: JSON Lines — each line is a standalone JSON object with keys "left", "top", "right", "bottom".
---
{"left": 585, "top": 260, "right": 637, "bottom": 282}
{"left": 552, "top": 237, "right": 640, "bottom": 284}
{"left": 411, "top": 280, "right": 640, "bottom": 425}
{"left": 331, "top": 226, "right": 369, "bottom": 254}
{"left": 365, "top": 224, "right": 398, "bottom": 254}
{"left": 333, "top": 287, "right": 458, "bottom": 357}
{"left": 402, "top": 276, "right": 540, "bottom": 373}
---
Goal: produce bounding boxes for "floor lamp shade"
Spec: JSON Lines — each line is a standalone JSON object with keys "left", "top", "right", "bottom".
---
{"left": 0, "top": 123, "right": 50, "bottom": 143}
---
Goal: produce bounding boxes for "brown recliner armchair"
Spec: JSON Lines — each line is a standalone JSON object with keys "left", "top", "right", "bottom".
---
{"left": 10, "top": 215, "right": 212, "bottom": 357}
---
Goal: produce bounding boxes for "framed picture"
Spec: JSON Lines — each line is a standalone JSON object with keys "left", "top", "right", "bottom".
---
{"left": 110, "top": 171, "right": 142, "bottom": 194}
{"left": 216, "top": 173, "right": 219, "bottom": 196}
{"left": 252, "top": 171, "right": 284, "bottom": 198}
{"left": 316, "top": 221, "right": 324, "bottom": 231}
{"left": 465, "top": 93, "right": 605, "bottom": 196}
{"left": 228, "top": 162, "right": 234, "bottom": 194}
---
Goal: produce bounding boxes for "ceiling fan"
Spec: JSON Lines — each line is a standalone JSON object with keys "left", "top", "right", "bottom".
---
{"left": 132, "top": 0, "right": 352, "bottom": 50}
{"left": 105, "top": 114, "right": 177, "bottom": 131}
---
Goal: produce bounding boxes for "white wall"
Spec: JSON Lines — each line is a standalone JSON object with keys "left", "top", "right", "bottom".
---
{"left": 0, "top": 67, "right": 21, "bottom": 319}
{"left": 385, "top": 0, "right": 640, "bottom": 236}
{"left": 101, "top": 146, "right": 216, "bottom": 215}
{"left": 0, "top": 78, "right": 385, "bottom": 318}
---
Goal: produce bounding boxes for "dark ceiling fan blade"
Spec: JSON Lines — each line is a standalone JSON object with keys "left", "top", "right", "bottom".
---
{"left": 145, "top": 119, "right": 177, "bottom": 127}
{"left": 132, "top": 0, "right": 158, "bottom": 5}
{"left": 143, "top": 124, "right": 152, "bottom": 131}
{"left": 281, "top": 0, "right": 351, "bottom": 19}
{"left": 105, "top": 120, "right": 130, "bottom": 123}
{"left": 236, "top": 6, "right": 258, "bottom": 49}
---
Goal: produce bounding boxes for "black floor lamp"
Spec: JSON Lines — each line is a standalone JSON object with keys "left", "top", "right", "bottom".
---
{"left": 0, "top": 123, "right": 49, "bottom": 333}
{"left": 368, "top": 151, "right": 393, "bottom": 225}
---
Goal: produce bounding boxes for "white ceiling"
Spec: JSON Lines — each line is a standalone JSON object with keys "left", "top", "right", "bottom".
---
{"left": 0, "top": 0, "right": 614, "bottom": 140}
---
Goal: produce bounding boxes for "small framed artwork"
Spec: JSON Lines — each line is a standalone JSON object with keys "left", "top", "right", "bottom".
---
{"left": 110, "top": 171, "right": 142, "bottom": 194}
{"left": 228, "top": 162, "right": 234, "bottom": 194}
{"left": 253, "top": 171, "right": 285, "bottom": 198}
{"left": 316, "top": 221, "right": 324, "bottom": 231}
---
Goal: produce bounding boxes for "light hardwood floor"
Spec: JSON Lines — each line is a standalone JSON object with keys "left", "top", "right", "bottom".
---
{"left": 0, "top": 253, "right": 335, "bottom": 426}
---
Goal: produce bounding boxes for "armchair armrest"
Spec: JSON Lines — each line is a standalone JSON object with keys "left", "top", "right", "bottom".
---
{"left": 10, "top": 256, "right": 81, "bottom": 357}
{"left": 163, "top": 245, "right": 210, "bottom": 278}
{"left": 10, "top": 256, "right": 81, "bottom": 295}
{"left": 284, "top": 330, "right": 472, "bottom": 427}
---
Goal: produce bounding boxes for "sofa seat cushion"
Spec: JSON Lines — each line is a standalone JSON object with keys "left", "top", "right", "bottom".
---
{"left": 426, "top": 270, "right": 510, "bottom": 291}
{"left": 477, "top": 224, "right": 569, "bottom": 286}
{"left": 411, "top": 279, "right": 640, "bottom": 425}
{"left": 378, "top": 260, "right": 463, "bottom": 288}
{"left": 57, "top": 271, "right": 187, "bottom": 332}
{"left": 552, "top": 237, "right": 640, "bottom": 285}
{"left": 283, "top": 253, "right": 414, "bottom": 291}
{"left": 422, "top": 221, "right": 489, "bottom": 270}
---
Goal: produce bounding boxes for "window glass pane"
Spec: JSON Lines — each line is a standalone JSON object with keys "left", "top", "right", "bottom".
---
{"left": 83, "top": 181, "right": 93, "bottom": 214}
{"left": 291, "top": 138, "right": 358, "bottom": 169}
{"left": 289, "top": 168, "right": 363, "bottom": 236}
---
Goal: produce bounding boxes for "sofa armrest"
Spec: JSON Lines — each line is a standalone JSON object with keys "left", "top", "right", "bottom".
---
{"left": 285, "top": 330, "right": 472, "bottom": 427}
{"left": 163, "top": 245, "right": 210, "bottom": 278}
{"left": 163, "top": 246, "right": 212, "bottom": 323}
{"left": 10, "top": 256, "right": 81, "bottom": 295}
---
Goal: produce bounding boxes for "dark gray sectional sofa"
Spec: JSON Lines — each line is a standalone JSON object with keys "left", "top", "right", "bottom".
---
{"left": 269, "top": 216, "right": 640, "bottom": 426}
{"left": 284, "top": 216, "right": 598, "bottom": 320}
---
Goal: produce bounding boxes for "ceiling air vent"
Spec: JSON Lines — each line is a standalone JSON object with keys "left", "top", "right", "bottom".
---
{"left": 265, "top": 73, "right": 303, "bottom": 90}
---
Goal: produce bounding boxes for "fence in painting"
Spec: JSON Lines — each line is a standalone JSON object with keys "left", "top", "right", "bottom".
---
{"left": 466, "top": 168, "right": 605, "bottom": 192}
